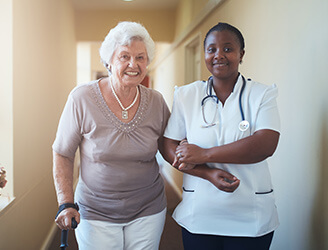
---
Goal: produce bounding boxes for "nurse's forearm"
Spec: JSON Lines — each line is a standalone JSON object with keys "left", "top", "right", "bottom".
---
{"left": 176, "top": 129, "right": 280, "bottom": 165}
{"left": 53, "top": 151, "right": 75, "bottom": 205}
{"left": 206, "top": 129, "right": 279, "bottom": 164}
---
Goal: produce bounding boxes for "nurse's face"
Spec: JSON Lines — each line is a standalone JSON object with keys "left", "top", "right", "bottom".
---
{"left": 204, "top": 30, "right": 245, "bottom": 81}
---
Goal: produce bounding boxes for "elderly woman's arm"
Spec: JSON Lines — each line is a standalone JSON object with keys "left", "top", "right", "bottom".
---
{"left": 161, "top": 137, "right": 240, "bottom": 193}
{"left": 53, "top": 151, "right": 80, "bottom": 230}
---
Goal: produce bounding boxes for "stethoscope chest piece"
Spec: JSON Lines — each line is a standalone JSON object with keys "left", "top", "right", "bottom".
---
{"left": 239, "top": 120, "right": 250, "bottom": 132}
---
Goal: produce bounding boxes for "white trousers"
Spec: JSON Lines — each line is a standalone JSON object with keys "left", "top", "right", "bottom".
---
{"left": 75, "top": 208, "right": 166, "bottom": 250}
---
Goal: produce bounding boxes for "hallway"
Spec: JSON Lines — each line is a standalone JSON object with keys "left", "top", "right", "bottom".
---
{"left": 2, "top": 1, "right": 328, "bottom": 249}
{"left": 48, "top": 177, "right": 183, "bottom": 249}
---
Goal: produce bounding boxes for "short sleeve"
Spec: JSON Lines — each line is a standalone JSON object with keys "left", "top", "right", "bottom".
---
{"left": 161, "top": 99, "right": 171, "bottom": 136}
{"left": 164, "top": 87, "right": 187, "bottom": 141}
{"left": 52, "top": 93, "right": 82, "bottom": 159}
{"left": 254, "top": 84, "right": 280, "bottom": 133}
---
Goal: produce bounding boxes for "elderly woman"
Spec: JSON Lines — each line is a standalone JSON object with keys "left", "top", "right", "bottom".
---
{"left": 53, "top": 22, "right": 169, "bottom": 250}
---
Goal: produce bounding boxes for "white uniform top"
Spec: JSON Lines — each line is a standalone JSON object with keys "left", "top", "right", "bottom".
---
{"left": 164, "top": 74, "right": 280, "bottom": 237}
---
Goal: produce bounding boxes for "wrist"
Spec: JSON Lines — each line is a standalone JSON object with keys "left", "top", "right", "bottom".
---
{"left": 57, "top": 192, "right": 74, "bottom": 206}
{"left": 202, "top": 148, "right": 211, "bottom": 163}
{"left": 203, "top": 167, "right": 213, "bottom": 181}
{"left": 193, "top": 164, "right": 211, "bottom": 180}
{"left": 55, "top": 202, "right": 79, "bottom": 219}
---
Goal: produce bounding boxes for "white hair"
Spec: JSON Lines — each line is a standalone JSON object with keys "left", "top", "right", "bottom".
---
{"left": 99, "top": 21, "right": 155, "bottom": 68}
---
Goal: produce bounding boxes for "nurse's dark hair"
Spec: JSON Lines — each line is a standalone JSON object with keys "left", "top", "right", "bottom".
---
{"left": 204, "top": 22, "right": 245, "bottom": 50}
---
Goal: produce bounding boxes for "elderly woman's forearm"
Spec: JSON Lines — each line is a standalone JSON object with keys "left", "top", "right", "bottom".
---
{"left": 53, "top": 151, "right": 75, "bottom": 205}
{"left": 162, "top": 137, "right": 179, "bottom": 165}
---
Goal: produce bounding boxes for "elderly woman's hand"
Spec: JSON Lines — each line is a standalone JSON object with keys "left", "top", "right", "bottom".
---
{"left": 172, "top": 154, "right": 196, "bottom": 170}
{"left": 55, "top": 208, "right": 80, "bottom": 230}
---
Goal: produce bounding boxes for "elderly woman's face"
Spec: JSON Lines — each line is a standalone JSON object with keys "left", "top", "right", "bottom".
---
{"left": 110, "top": 40, "right": 148, "bottom": 87}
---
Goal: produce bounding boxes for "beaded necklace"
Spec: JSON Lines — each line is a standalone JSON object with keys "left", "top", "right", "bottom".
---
{"left": 110, "top": 79, "right": 139, "bottom": 119}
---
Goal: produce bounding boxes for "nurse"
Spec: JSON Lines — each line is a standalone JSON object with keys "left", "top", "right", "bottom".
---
{"left": 163, "top": 22, "right": 280, "bottom": 250}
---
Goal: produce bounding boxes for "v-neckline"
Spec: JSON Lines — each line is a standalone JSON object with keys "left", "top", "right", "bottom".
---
{"left": 92, "top": 80, "right": 149, "bottom": 133}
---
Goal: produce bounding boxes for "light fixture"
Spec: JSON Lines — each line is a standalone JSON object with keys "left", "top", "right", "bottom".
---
{"left": 123, "top": 0, "right": 133, "bottom": 2}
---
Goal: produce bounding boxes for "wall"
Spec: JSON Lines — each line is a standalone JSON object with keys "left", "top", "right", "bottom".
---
{"left": 174, "top": 0, "right": 210, "bottom": 39}
{"left": 0, "top": 0, "right": 77, "bottom": 248}
{"left": 151, "top": 0, "right": 328, "bottom": 249}
{"left": 91, "top": 42, "right": 107, "bottom": 79}
{"left": 75, "top": 9, "right": 176, "bottom": 42}
{"left": 77, "top": 42, "right": 108, "bottom": 84}
{"left": 77, "top": 42, "right": 91, "bottom": 83}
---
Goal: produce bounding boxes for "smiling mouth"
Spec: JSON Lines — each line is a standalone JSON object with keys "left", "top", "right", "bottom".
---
{"left": 125, "top": 72, "right": 139, "bottom": 76}
{"left": 213, "top": 62, "right": 228, "bottom": 67}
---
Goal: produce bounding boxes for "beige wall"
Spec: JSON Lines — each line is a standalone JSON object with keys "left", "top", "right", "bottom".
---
{"left": 91, "top": 42, "right": 107, "bottom": 79}
{"left": 174, "top": 0, "right": 209, "bottom": 39}
{"left": 75, "top": 9, "right": 176, "bottom": 42}
{"left": 0, "top": 0, "right": 77, "bottom": 248}
{"left": 151, "top": 0, "right": 328, "bottom": 249}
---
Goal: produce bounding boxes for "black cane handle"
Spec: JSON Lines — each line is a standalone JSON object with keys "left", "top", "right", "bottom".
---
{"left": 60, "top": 217, "right": 78, "bottom": 249}
{"left": 71, "top": 217, "right": 78, "bottom": 229}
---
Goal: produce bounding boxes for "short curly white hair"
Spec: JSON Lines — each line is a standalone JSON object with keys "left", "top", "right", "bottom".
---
{"left": 99, "top": 21, "right": 155, "bottom": 68}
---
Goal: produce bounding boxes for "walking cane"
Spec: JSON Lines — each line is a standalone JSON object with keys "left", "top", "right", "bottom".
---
{"left": 55, "top": 203, "right": 79, "bottom": 250}
{"left": 60, "top": 217, "right": 78, "bottom": 250}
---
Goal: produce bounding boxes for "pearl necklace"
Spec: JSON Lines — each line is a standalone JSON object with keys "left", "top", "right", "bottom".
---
{"left": 110, "top": 79, "right": 139, "bottom": 120}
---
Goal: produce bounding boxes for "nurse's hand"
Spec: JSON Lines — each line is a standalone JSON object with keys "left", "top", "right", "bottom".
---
{"left": 206, "top": 168, "right": 240, "bottom": 193}
{"left": 175, "top": 143, "right": 206, "bottom": 165}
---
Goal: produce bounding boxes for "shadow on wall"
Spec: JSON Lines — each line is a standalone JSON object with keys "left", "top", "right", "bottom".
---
{"left": 310, "top": 104, "right": 328, "bottom": 250}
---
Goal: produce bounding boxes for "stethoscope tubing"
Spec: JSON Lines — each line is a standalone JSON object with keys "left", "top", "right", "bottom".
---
{"left": 239, "top": 76, "right": 246, "bottom": 121}
{"left": 201, "top": 74, "right": 249, "bottom": 131}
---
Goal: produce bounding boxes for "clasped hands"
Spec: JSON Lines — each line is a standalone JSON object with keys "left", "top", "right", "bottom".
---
{"left": 173, "top": 142, "right": 206, "bottom": 169}
{"left": 173, "top": 142, "right": 240, "bottom": 193}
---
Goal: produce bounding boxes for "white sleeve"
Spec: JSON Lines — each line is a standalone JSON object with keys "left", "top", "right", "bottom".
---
{"left": 164, "top": 87, "right": 187, "bottom": 141}
{"left": 254, "top": 84, "right": 280, "bottom": 133}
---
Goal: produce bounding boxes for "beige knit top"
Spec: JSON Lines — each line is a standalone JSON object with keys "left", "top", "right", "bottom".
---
{"left": 53, "top": 80, "right": 170, "bottom": 222}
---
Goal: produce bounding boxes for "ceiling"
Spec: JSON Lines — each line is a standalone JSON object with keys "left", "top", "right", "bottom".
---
{"left": 71, "top": 0, "right": 180, "bottom": 10}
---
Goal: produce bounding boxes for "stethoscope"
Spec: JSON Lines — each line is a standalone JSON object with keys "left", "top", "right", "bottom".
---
{"left": 201, "top": 75, "right": 250, "bottom": 131}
